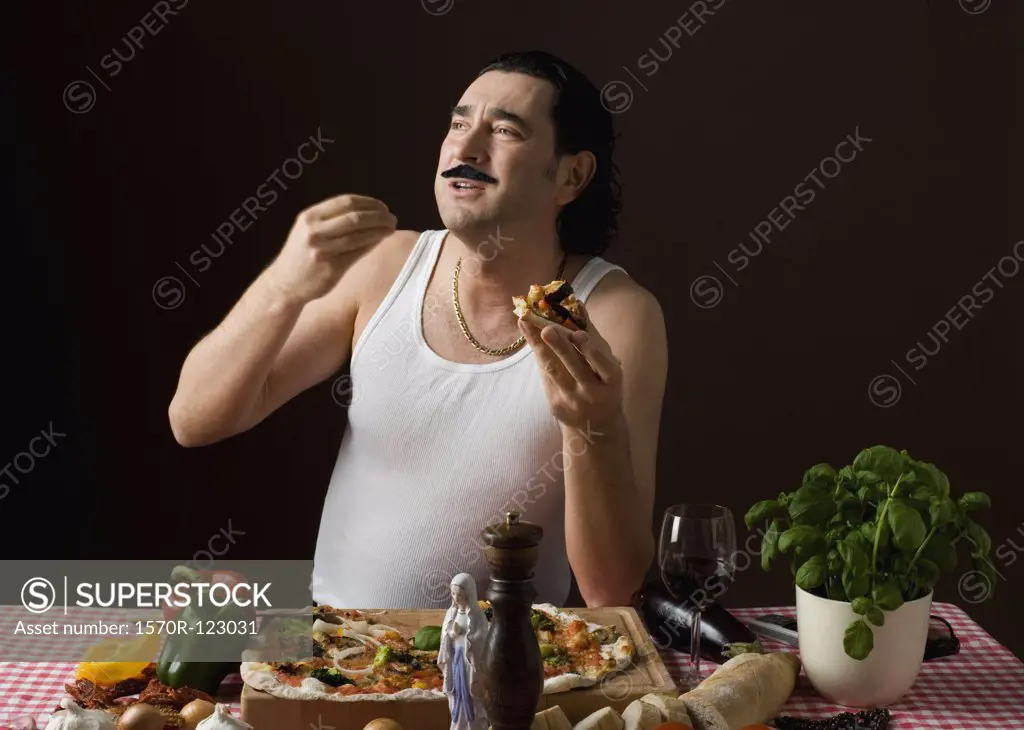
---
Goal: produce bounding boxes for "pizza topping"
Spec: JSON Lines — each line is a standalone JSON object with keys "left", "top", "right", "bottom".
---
{"left": 531, "top": 609, "right": 557, "bottom": 632}
{"left": 413, "top": 625, "right": 442, "bottom": 651}
{"left": 310, "top": 667, "right": 355, "bottom": 687}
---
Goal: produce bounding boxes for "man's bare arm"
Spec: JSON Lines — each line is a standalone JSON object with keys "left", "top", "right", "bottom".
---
{"left": 167, "top": 194, "right": 398, "bottom": 446}
{"left": 519, "top": 276, "right": 667, "bottom": 606}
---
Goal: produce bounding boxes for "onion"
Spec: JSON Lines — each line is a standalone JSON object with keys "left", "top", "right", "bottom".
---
{"left": 179, "top": 700, "right": 215, "bottom": 730}
{"left": 332, "top": 659, "right": 375, "bottom": 675}
{"left": 116, "top": 704, "right": 164, "bottom": 730}
{"left": 338, "top": 646, "right": 366, "bottom": 659}
{"left": 363, "top": 720, "right": 403, "bottom": 730}
{"left": 368, "top": 624, "right": 402, "bottom": 635}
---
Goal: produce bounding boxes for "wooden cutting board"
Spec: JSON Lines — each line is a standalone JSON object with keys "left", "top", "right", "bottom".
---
{"left": 241, "top": 606, "right": 677, "bottom": 730}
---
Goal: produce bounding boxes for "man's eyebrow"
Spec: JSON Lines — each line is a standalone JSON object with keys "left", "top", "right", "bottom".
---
{"left": 450, "top": 104, "right": 533, "bottom": 134}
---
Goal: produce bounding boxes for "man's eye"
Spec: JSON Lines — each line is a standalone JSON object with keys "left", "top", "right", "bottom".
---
{"left": 496, "top": 128, "right": 518, "bottom": 137}
{"left": 450, "top": 120, "right": 467, "bottom": 130}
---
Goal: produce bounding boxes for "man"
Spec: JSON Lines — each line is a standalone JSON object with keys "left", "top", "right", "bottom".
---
{"left": 168, "top": 51, "right": 667, "bottom": 608}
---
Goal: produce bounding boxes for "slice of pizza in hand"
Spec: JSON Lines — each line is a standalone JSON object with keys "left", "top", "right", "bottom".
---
{"left": 513, "top": 280, "right": 587, "bottom": 332}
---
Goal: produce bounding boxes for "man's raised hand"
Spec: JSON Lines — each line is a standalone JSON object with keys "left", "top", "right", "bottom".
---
{"left": 268, "top": 194, "right": 397, "bottom": 303}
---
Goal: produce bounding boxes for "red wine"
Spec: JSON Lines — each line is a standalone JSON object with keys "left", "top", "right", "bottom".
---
{"left": 662, "top": 557, "right": 733, "bottom": 608}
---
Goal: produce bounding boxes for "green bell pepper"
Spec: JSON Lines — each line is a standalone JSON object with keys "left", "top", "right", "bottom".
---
{"left": 155, "top": 601, "right": 251, "bottom": 695}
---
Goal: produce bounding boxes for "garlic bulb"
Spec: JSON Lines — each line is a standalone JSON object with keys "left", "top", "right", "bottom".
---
{"left": 44, "top": 699, "right": 116, "bottom": 730}
{"left": 195, "top": 704, "right": 253, "bottom": 730}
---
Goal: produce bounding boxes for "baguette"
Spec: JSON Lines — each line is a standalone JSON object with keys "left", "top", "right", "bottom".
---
{"left": 532, "top": 705, "right": 573, "bottom": 730}
{"left": 638, "top": 693, "right": 693, "bottom": 726}
{"left": 680, "top": 652, "right": 801, "bottom": 730}
{"left": 573, "top": 706, "right": 624, "bottom": 730}
{"left": 621, "top": 699, "right": 662, "bottom": 730}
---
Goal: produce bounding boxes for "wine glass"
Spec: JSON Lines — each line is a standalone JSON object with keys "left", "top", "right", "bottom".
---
{"left": 659, "top": 504, "right": 737, "bottom": 685}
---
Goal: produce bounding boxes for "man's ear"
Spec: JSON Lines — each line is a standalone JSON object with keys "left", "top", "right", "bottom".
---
{"left": 554, "top": 150, "right": 597, "bottom": 206}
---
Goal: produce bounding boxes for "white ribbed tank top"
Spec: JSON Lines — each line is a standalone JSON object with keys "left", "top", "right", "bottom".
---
{"left": 310, "top": 230, "right": 627, "bottom": 609}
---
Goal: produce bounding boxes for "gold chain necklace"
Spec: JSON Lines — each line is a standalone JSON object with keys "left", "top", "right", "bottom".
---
{"left": 452, "top": 253, "right": 567, "bottom": 356}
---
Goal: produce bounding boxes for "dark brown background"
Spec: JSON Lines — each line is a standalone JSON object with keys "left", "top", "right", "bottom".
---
{"left": 6, "top": 1, "right": 1022, "bottom": 659}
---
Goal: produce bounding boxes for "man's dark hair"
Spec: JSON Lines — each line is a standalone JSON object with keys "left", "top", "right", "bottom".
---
{"left": 476, "top": 51, "right": 622, "bottom": 256}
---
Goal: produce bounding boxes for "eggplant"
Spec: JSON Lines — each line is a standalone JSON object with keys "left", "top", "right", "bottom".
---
{"left": 632, "top": 580, "right": 760, "bottom": 664}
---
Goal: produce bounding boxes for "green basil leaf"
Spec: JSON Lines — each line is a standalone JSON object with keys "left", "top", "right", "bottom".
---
{"left": 779, "top": 525, "right": 825, "bottom": 553}
{"left": 761, "top": 520, "right": 781, "bottom": 571}
{"left": 842, "top": 565, "right": 870, "bottom": 599}
{"left": 921, "top": 531, "right": 957, "bottom": 573}
{"left": 796, "top": 554, "right": 827, "bottom": 590}
{"left": 888, "top": 498, "right": 928, "bottom": 551}
{"left": 855, "top": 470, "right": 882, "bottom": 486}
{"left": 802, "top": 463, "right": 837, "bottom": 488}
{"left": 788, "top": 485, "right": 835, "bottom": 526}
{"left": 859, "top": 520, "right": 889, "bottom": 552}
{"left": 745, "top": 499, "right": 784, "bottom": 529}
{"left": 843, "top": 619, "right": 874, "bottom": 660}
{"left": 826, "top": 578, "right": 848, "bottom": 602}
{"left": 852, "top": 446, "right": 907, "bottom": 486}
{"left": 915, "top": 558, "right": 940, "bottom": 593}
{"left": 959, "top": 492, "right": 992, "bottom": 512}
{"left": 866, "top": 607, "right": 885, "bottom": 627}
{"left": 965, "top": 519, "right": 992, "bottom": 557}
{"left": 851, "top": 597, "right": 872, "bottom": 615}
{"left": 873, "top": 580, "right": 905, "bottom": 611}
{"left": 929, "top": 497, "right": 957, "bottom": 528}
{"left": 913, "top": 460, "right": 950, "bottom": 499}
{"left": 837, "top": 465, "right": 856, "bottom": 488}
{"left": 911, "top": 485, "right": 936, "bottom": 503}
{"left": 837, "top": 538, "right": 870, "bottom": 573}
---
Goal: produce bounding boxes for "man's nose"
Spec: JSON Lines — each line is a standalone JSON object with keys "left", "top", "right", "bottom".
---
{"left": 450, "top": 125, "right": 490, "bottom": 165}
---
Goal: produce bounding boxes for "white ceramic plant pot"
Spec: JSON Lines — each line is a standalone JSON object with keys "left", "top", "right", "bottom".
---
{"left": 795, "top": 586, "right": 932, "bottom": 708}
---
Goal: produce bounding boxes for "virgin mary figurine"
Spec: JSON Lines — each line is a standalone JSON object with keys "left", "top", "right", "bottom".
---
{"left": 437, "top": 573, "right": 490, "bottom": 730}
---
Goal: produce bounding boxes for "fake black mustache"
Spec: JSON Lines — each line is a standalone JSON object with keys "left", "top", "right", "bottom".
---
{"left": 441, "top": 164, "right": 497, "bottom": 184}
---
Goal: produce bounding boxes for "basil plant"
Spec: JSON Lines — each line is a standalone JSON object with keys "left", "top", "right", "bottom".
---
{"left": 745, "top": 445, "right": 993, "bottom": 660}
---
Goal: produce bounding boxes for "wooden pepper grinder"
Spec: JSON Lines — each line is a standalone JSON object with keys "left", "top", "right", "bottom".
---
{"left": 478, "top": 511, "right": 544, "bottom": 730}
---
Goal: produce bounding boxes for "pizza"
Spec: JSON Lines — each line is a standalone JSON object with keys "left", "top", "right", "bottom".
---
{"left": 240, "top": 604, "right": 634, "bottom": 701}
{"left": 529, "top": 603, "right": 635, "bottom": 693}
{"left": 513, "top": 280, "right": 587, "bottom": 331}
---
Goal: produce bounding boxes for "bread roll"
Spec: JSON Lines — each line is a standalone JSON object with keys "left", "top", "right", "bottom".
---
{"left": 532, "top": 706, "right": 572, "bottom": 730}
{"left": 680, "top": 652, "right": 801, "bottom": 730}
{"left": 638, "top": 693, "right": 693, "bottom": 726}
{"left": 621, "top": 699, "right": 662, "bottom": 730}
{"left": 573, "top": 706, "right": 624, "bottom": 730}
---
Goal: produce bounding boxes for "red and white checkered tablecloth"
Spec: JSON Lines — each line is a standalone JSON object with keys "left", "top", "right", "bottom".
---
{"left": 660, "top": 603, "right": 1024, "bottom": 729}
{"left": 2, "top": 602, "right": 1021, "bottom": 729}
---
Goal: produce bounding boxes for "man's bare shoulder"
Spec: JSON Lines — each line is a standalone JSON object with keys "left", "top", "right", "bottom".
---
{"left": 331, "top": 228, "right": 422, "bottom": 306}
{"left": 584, "top": 266, "right": 665, "bottom": 338}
